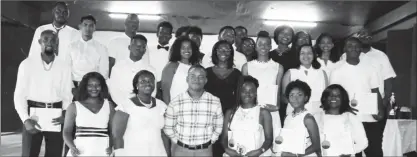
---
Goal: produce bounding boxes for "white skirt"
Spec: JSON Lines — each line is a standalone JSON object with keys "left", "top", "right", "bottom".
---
{"left": 67, "top": 137, "right": 109, "bottom": 156}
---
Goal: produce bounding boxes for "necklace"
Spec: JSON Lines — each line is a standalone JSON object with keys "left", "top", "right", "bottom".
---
{"left": 41, "top": 58, "right": 54, "bottom": 71}
{"left": 137, "top": 95, "right": 152, "bottom": 108}
{"left": 292, "top": 108, "right": 307, "bottom": 118}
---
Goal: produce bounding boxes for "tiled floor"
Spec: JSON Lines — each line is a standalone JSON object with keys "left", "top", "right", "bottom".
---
{"left": 1, "top": 132, "right": 45, "bottom": 156}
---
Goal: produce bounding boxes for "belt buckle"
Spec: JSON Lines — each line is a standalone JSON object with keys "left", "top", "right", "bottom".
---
{"left": 46, "top": 103, "right": 53, "bottom": 108}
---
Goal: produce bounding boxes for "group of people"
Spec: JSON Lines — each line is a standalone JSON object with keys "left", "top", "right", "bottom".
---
{"left": 14, "top": 2, "right": 397, "bottom": 157}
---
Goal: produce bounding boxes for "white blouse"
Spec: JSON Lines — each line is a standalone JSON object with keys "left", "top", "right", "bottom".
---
{"left": 317, "top": 112, "right": 368, "bottom": 156}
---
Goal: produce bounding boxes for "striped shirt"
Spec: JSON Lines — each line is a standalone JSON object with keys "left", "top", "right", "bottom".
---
{"left": 163, "top": 91, "right": 223, "bottom": 145}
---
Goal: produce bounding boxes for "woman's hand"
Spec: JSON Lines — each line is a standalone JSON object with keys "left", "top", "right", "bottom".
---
{"left": 245, "top": 149, "right": 263, "bottom": 157}
{"left": 225, "top": 148, "right": 242, "bottom": 157}
{"left": 70, "top": 147, "right": 81, "bottom": 157}
{"left": 106, "top": 147, "right": 113, "bottom": 156}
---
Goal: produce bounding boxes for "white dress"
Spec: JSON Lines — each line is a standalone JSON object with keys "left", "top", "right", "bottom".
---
{"left": 317, "top": 112, "right": 368, "bottom": 156}
{"left": 317, "top": 58, "right": 338, "bottom": 79}
{"left": 225, "top": 106, "right": 271, "bottom": 156}
{"left": 247, "top": 59, "right": 282, "bottom": 154}
{"left": 281, "top": 110, "right": 317, "bottom": 157}
{"left": 68, "top": 99, "right": 111, "bottom": 156}
{"left": 116, "top": 98, "right": 167, "bottom": 156}
{"left": 170, "top": 62, "right": 191, "bottom": 101}
{"left": 286, "top": 66, "right": 326, "bottom": 120}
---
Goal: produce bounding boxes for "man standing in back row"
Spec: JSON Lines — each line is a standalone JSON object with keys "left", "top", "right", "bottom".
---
{"left": 107, "top": 14, "right": 151, "bottom": 76}
{"left": 28, "top": 2, "right": 78, "bottom": 61}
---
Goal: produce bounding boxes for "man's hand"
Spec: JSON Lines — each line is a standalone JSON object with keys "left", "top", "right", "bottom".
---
{"left": 24, "top": 119, "right": 41, "bottom": 134}
{"left": 52, "top": 115, "right": 64, "bottom": 125}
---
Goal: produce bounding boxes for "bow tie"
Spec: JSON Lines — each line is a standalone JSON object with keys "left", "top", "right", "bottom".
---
{"left": 157, "top": 45, "right": 169, "bottom": 51}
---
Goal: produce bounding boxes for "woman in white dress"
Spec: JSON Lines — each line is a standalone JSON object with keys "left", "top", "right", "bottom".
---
{"left": 278, "top": 80, "right": 321, "bottom": 157}
{"left": 314, "top": 33, "right": 340, "bottom": 76}
{"left": 242, "top": 31, "right": 284, "bottom": 154}
{"left": 282, "top": 44, "right": 328, "bottom": 120}
{"left": 161, "top": 37, "right": 201, "bottom": 104}
{"left": 112, "top": 70, "right": 170, "bottom": 156}
{"left": 63, "top": 72, "right": 115, "bottom": 156}
{"left": 317, "top": 84, "right": 367, "bottom": 157}
{"left": 221, "top": 75, "right": 273, "bottom": 156}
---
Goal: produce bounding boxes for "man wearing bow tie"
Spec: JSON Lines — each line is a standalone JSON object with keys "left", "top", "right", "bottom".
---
{"left": 149, "top": 21, "right": 174, "bottom": 99}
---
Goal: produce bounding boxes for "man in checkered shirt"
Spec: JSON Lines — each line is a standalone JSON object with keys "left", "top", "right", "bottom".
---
{"left": 164, "top": 64, "right": 223, "bottom": 156}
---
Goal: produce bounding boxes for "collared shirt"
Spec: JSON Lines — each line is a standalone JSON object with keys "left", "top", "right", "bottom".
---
{"left": 148, "top": 43, "right": 171, "bottom": 82}
{"left": 340, "top": 47, "right": 396, "bottom": 97}
{"left": 67, "top": 38, "right": 109, "bottom": 81}
{"left": 330, "top": 60, "right": 380, "bottom": 122}
{"left": 107, "top": 35, "right": 150, "bottom": 65}
{"left": 317, "top": 58, "right": 339, "bottom": 78}
{"left": 107, "top": 58, "right": 157, "bottom": 107}
{"left": 14, "top": 53, "right": 73, "bottom": 123}
{"left": 28, "top": 24, "right": 79, "bottom": 61}
{"left": 163, "top": 91, "right": 223, "bottom": 145}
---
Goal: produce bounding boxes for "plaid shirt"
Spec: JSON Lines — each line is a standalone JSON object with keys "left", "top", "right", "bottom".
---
{"left": 163, "top": 91, "right": 223, "bottom": 145}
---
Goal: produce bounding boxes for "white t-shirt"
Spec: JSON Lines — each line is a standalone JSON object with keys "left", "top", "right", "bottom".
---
{"left": 340, "top": 47, "right": 396, "bottom": 97}
{"left": 330, "top": 60, "right": 380, "bottom": 122}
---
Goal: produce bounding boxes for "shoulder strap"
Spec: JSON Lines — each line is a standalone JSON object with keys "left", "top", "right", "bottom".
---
{"left": 173, "top": 62, "right": 179, "bottom": 74}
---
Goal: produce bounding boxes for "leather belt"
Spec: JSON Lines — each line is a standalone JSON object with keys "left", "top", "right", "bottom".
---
{"left": 27, "top": 100, "right": 62, "bottom": 109}
{"left": 177, "top": 140, "right": 211, "bottom": 150}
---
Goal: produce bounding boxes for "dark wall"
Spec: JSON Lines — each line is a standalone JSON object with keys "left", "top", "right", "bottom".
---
{"left": 1, "top": 2, "right": 40, "bottom": 132}
{"left": 387, "top": 27, "right": 416, "bottom": 119}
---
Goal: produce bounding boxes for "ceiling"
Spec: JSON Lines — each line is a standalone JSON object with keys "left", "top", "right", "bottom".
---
{"left": 24, "top": 1, "right": 408, "bottom": 39}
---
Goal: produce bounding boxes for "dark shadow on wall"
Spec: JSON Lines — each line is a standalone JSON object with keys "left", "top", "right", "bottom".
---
{"left": 1, "top": 22, "right": 33, "bottom": 132}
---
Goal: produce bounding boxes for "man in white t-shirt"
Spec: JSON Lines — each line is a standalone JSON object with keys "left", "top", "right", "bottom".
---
{"left": 330, "top": 37, "right": 385, "bottom": 157}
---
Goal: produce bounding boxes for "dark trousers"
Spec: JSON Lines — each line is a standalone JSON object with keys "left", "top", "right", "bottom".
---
{"left": 355, "top": 118, "right": 387, "bottom": 157}
{"left": 212, "top": 139, "right": 224, "bottom": 157}
{"left": 21, "top": 125, "right": 64, "bottom": 157}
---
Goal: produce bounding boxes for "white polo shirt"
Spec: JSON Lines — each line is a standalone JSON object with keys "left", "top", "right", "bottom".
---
{"left": 340, "top": 47, "right": 396, "bottom": 97}
{"left": 28, "top": 24, "right": 79, "bottom": 61}
{"left": 330, "top": 60, "right": 380, "bottom": 122}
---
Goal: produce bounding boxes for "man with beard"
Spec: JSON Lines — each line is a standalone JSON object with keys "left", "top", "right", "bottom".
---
{"left": 107, "top": 14, "right": 151, "bottom": 76}
{"left": 149, "top": 21, "right": 173, "bottom": 99}
{"left": 28, "top": 2, "right": 78, "bottom": 61}
{"left": 201, "top": 26, "right": 246, "bottom": 70}
{"left": 14, "top": 30, "right": 73, "bottom": 157}
{"left": 67, "top": 15, "right": 109, "bottom": 87}
{"left": 234, "top": 26, "right": 248, "bottom": 53}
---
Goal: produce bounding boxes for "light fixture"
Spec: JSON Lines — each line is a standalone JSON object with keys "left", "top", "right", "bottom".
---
{"left": 263, "top": 20, "right": 317, "bottom": 27}
{"left": 108, "top": 13, "right": 161, "bottom": 20}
